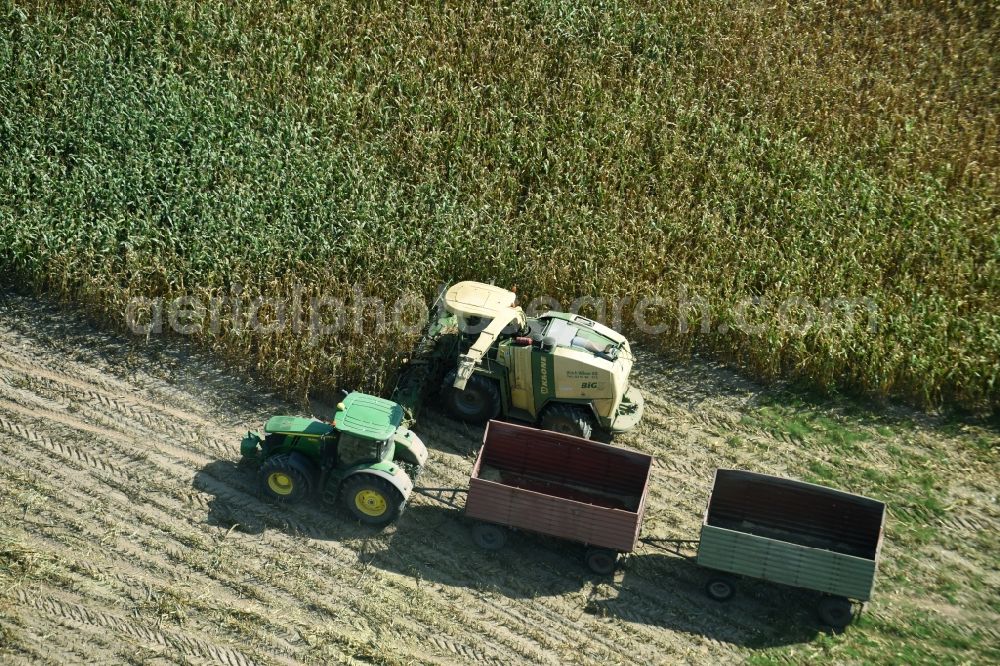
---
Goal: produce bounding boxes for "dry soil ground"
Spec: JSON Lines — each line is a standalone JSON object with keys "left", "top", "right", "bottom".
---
{"left": 0, "top": 292, "right": 996, "bottom": 665}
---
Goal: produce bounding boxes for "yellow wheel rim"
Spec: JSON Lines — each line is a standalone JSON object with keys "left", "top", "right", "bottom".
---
{"left": 355, "top": 489, "right": 387, "bottom": 516}
{"left": 267, "top": 472, "right": 294, "bottom": 496}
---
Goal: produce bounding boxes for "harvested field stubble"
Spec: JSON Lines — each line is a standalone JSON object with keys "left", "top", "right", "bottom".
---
{"left": 0, "top": 294, "right": 996, "bottom": 664}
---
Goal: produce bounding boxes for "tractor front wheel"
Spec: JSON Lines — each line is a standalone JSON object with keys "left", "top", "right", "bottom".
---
{"left": 258, "top": 454, "right": 311, "bottom": 503}
{"left": 341, "top": 475, "right": 405, "bottom": 526}
{"left": 540, "top": 403, "right": 594, "bottom": 440}
{"left": 442, "top": 370, "right": 501, "bottom": 424}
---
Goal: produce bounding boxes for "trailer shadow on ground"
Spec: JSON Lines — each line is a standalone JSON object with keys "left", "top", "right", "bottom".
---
{"left": 591, "top": 551, "right": 825, "bottom": 648}
{"left": 192, "top": 467, "right": 829, "bottom": 647}
{"left": 367, "top": 502, "right": 590, "bottom": 598}
{"left": 381, "top": 505, "right": 822, "bottom": 648}
{"left": 375, "top": 503, "right": 824, "bottom": 647}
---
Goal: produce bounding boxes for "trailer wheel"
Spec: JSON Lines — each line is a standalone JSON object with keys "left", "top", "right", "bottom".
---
{"left": 705, "top": 576, "right": 736, "bottom": 602}
{"left": 443, "top": 371, "right": 501, "bottom": 424}
{"left": 585, "top": 548, "right": 618, "bottom": 575}
{"left": 540, "top": 403, "right": 594, "bottom": 440}
{"left": 259, "top": 454, "right": 311, "bottom": 503}
{"left": 818, "top": 596, "right": 854, "bottom": 629}
{"left": 471, "top": 523, "right": 507, "bottom": 550}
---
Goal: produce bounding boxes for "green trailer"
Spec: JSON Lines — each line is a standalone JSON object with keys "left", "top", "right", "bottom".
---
{"left": 694, "top": 469, "right": 886, "bottom": 628}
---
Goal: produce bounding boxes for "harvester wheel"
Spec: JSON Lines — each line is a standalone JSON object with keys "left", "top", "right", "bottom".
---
{"left": 705, "top": 576, "right": 736, "bottom": 602}
{"left": 818, "top": 596, "right": 854, "bottom": 629}
{"left": 471, "top": 523, "right": 507, "bottom": 550}
{"left": 258, "top": 454, "right": 311, "bottom": 503}
{"left": 442, "top": 370, "right": 501, "bottom": 424}
{"left": 341, "top": 475, "right": 405, "bottom": 526}
{"left": 585, "top": 548, "right": 618, "bottom": 575}
{"left": 540, "top": 403, "right": 594, "bottom": 440}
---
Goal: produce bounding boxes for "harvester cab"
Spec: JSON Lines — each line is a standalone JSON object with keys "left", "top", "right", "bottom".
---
{"left": 240, "top": 391, "right": 428, "bottom": 526}
{"left": 427, "top": 281, "right": 644, "bottom": 440}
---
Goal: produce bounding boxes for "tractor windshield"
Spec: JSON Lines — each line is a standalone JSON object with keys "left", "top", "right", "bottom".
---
{"left": 338, "top": 435, "right": 374, "bottom": 466}
{"left": 377, "top": 436, "right": 392, "bottom": 461}
{"left": 338, "top": 434, "right": 393, "bottom": 466}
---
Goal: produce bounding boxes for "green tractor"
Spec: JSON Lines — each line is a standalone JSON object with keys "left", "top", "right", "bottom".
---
{"left": 240, "top": 392, "right": 427, "bottom": 526}
{"left": 393, "top": 282, "right": 644, "bottom": 441}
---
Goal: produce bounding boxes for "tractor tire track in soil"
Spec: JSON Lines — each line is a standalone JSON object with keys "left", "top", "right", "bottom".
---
{"left": 1, "top": 294, "right": 996, "bottom": 664}
{"left": 16, "top": 590, "right": 257, "bottom": 666}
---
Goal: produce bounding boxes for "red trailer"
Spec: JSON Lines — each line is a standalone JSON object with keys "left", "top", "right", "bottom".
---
{"left": 423, "top": 420, "right": 653, "bottom": 574}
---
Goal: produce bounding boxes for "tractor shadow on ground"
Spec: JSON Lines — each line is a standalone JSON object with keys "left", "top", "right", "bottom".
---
{"left": 590, "top": 551, "right": 825, "bottom": 648}
{"left": 190, "top": 465, "right": 588, "bottom": 599}
{"left": 192, "top": 460, "right": 384, "bottom": 543}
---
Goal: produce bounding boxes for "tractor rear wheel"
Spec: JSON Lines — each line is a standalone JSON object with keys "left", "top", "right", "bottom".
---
{"left": 258, "top": 454, "right": 311, "bottom": 503}
{"left": 442, "top": 370, "right": 501, "bottom": 424}
{"left": 540, "top": 403, "right": 594, "bottom": 440}
{"left": 341, "top": 475, "right": 405, "bottom": 526}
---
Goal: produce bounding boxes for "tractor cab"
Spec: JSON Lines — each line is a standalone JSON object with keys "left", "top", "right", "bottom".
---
{"left": 331, "top": 392, "right": 403, "bottom": 466}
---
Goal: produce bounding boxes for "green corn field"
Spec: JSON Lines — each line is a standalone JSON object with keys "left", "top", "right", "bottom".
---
{"left": 1, "top": 0, "right": 996, "bottom": 411}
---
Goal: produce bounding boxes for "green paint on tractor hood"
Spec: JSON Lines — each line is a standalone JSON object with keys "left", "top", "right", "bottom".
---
{"left": 264, "top": 416, "right": 334, "bottom": 437}
{"left": 334, "top": 392, "right": 404, "bottom": 441}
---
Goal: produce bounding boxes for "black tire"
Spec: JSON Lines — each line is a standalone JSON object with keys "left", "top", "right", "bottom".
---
{"left": 471, "top": 523, "right": 507, "bottom": 550}
{"left": 258, "top": 454, "right": 311, "bottom": 503}
{"left": 818, "top": 596, "right": 854, "bottom": 629}
{"left": 341, "top": 474, "right": 405, "bottom": 526}
{"left": 590, "top": 429, "right": 614, "bottom": 445}
{"left": 540, "top": 403, "right": 594, "bottom": 440}
{"left": 585, "top": 548, "right": 618, "bottom": 575}
{"left": 442, "top": 370, "right": 501, "bottom": 424}
{"left": 705, "top": 576, "right": 736, "bottom": 602}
